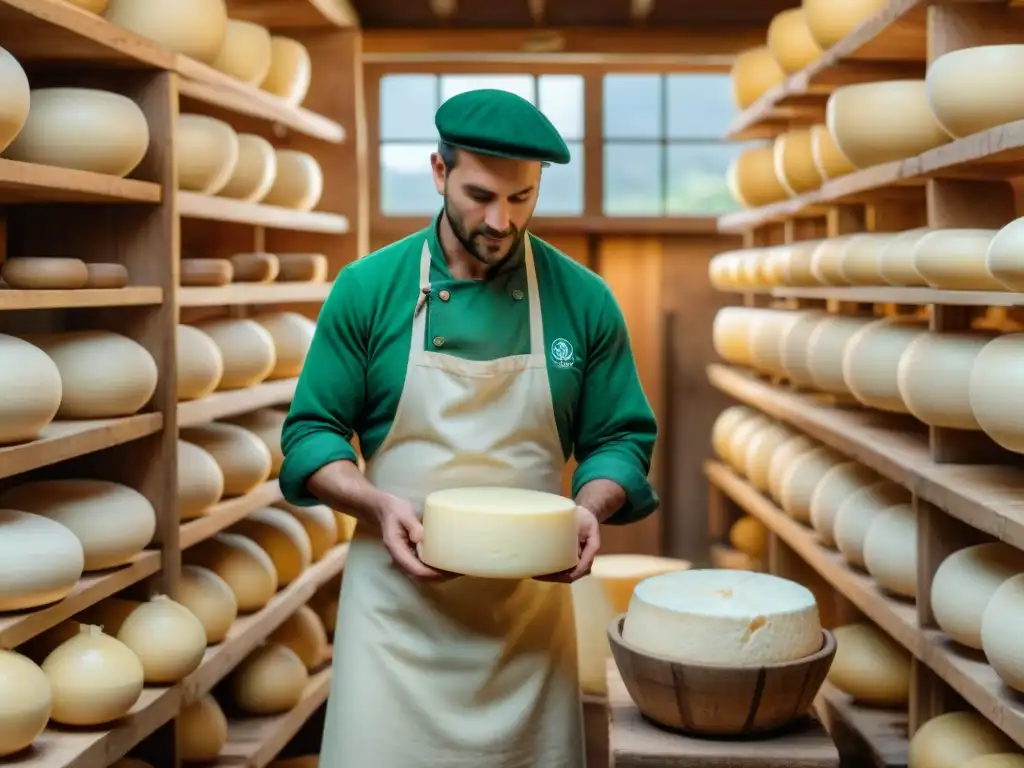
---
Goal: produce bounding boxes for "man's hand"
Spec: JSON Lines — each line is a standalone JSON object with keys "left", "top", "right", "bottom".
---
{"left": 535, "top": 506, "right": 601, "bottom": 583}
{"left": 377, "top": 495, "right": 458, "bottom": 582}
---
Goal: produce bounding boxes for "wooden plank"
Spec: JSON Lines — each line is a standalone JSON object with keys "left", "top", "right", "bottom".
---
{"left": 178, "top": 282, "right": 332, "bottom": 307}
{"left": 177, "top": 379, "right": 297, "bottom": 427}
{"left": 0, "top": 158, "right": 161, "bottom": 205}
{"left": 179, "top": 481, "right": 284, "bottom": 550}
{"left": 0, "top": 287, "right": 162, "bottom": 311}
{"left": 178, "top": 193, "right": 350, "bottom": 234}
{"left": 813, "top": 682, "right": 908, "bottom": 768}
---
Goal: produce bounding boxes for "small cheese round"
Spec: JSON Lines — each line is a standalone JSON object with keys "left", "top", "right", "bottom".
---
{"left": 810, "top": 123, "right": 857, "bottom": 180}
{"left": 778, "top": 445, "right": 846, "bottom": 524}
{"left": 192, "top": 318, "right": 276, "bottom": 390}
{"left": 1, "top": 257, "right": 89, "bottom": 290}
{"left": 218, "top": 133, "right": 277, "bottom": 202}
{"left": 729, "top": 516, "right": 767, "bottom": 560}
{"left": 590, "top": 554, "right": 692, "bottom": 614}
{"left": 0, "top": 650, "right": 51, "bottom": 757}
{"left": 828, "top": 623, "right": 911, "bottom": 706}
{"left": 226, "top": 408, "right": 286, "bottom": 477}
{"left": 981, "top": 573, "right": 1024, "bottom": 694}
{"left": 178, "top": 694, "right": 228, "bottom": 762}
{"left": 269, "top": 606, "right": 328, "bottom": 670}
{"left": 176, "top": 114, "right": 240, "bottom": 195}
{"left": 186, "top": 533, "right": 278, "bottom": 613}
{"left": 744, "top": 422, "right": 799, "bottom": 492}
{"left": 728, "top": 146, "right": 789, "bottom": 208}
{"left": 806, "top": 315, "right": 873, "bottom": 395}
{"left": 908, "top": 711, "right": 1016, "bottom": 768}
{"left": 176, "top": 564, "right": 238, "bottom": 644}
{"left": 768, "top": 435, "right": 818, "bottom": 503}
{"left": 750, "top": 310, "right": 803, "bottom": 375}
{"left": 730, "top": 46, "right": 785, "bottom": 110}
{"left": 177, "top": 324, "right": 223, "bottom": 401}
{"left": 262, "top": 150, "right": 323, "bottom": 210}
{"left": 833, "top": 482, "right": 910, "bottom": 569}
{"left": 766, "top": 8, "right": 822, "bottom": 74}
{"left": 178, "top": 439, "right": 225, "bottom": 520}
{"left": 0, "top": 509, "right": 84, "bottom": 611}
{"left": 809, "top": 462, "right": 881, "bottom": 547}
{"left": 711, "top": 405, "right": 759, "bottom": 463}
{"left": 230, "top": 507, "right": 312, "bottom": 586}
{"left": 779, "top": 311, "right": 832, "bottom": 387}
{"left": 726, "top": 414, "right": 773, "bottom": 473}
{"left": 842, "top": 317, "right": 928, "bottom": 413}
{"left": 622, "top": 569, "right": 822, "bottom": 665}
{"left": 0, "top": 334, "right": 62, "bottom": 445}
{"left": 211, "top": 19, "right": 272, "bottom": 85}
{"left": 253, "top": 311, "right": 316, "bottom": 380}
{"left": 276, "top": 501, "right": 338, "bottom": 561}
{"left": 260, "top": 37, "right": 312, "bottom": 105}
{"left": 862, "top": 504, "right": 917, "bottom": 598}
{"left": 230, "top": 644, "right": 309, "bottom": 715}
{"left": 180, "top": 423, "right": 273, "bottom": 497}
{"left": 0, "top": 46, "right": 30, "bottom": 154}
{"left": 931, "top": 542, "right": 1024, "bottom": 650}
{"left": 420, "top": 487, "right": 579, "bottom": 578}
{"left": 103, "top": 0, "right": 228, "bottom": 63}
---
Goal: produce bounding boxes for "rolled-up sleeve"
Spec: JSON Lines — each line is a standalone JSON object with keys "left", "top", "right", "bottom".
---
{"left": 280, "top": 267, "right": 366, "bottom": 506}
{"left": 571, "top": 290, "right": 659, "bottom": 525}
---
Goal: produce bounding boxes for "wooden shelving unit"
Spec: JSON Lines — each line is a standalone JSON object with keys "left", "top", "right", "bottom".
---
{"left": 0, "top": 1, "right": 364, "bottom": 765}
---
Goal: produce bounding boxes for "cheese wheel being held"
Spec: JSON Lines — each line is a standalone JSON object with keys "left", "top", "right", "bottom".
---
{"left": 833, "top": 481, "right": 910, "bottom": 569}
{"left": 226, "top": 408, "right": 286, "bottom": 477}
{"left": 177, "top": 324, "right": 223, "bottom": 401}
{"left": 0, "top": 334, "right": 62, "bottom": 445}
{"left": 230, "top": 506, "right": 312, "bottom": 586}
{"left": 809, "top": 462, "right": 881, "bottom": 547}
{"left": 193, "top": 318, "right": 276, "bottom": 390}
{"left": 862, "top": 504, "right": 917, "bottom": 599}
{"left": 420, "top": 487, "right": 579, "bottom": 579}
{"left": 828, "top": 623, "right": 910, "bottom": 705}
{"left": 253, "top": 311, "right": 316, "bottom": 379}
{"left": 230, "top": 643, "right": 309, "bottom": 715}
{"left": 622, "top": 569, "right": 822, "bottom": 664}
{"left": 180, "top": 422, "right": 273, "bottom": 497}
{"left": 269, "top": 606, "right": 328, "bottom": 670}
{"left": 981, "top": 573, "right": 1024, "bottom": 694}
{"left": 908, "top": 711, "right": 1016, "bottom": 768}
{"left": 276, "top": 501, "right": 338, "bottom": 561}
{"left": 186, "top": 533, "right": 278, "bottom": 612}
{"left": 0, "top": 650, "right": 51, "bottom": 757}
{"left": 590, "top": 554, "right": 691, "bottom": 613}
{"left": 178, "top": 694, "right": 228, "bottom": 763}
{"left": 178, "top": 439, "right": 225, "bottom": 519}
{"left": 0, "top": 510, "right": 84, "bottom": 611}
{"left": 176, "top": 564, "right": 238, "bottom": 644}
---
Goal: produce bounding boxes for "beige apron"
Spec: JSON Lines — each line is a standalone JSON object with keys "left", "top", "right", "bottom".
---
{"left": 319, "top": 236, "right": 585, "bottom": 768}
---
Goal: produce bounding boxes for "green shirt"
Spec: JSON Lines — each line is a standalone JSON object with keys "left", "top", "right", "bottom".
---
{"left": 279, "top": 216, "right": 659, "bottom": 525}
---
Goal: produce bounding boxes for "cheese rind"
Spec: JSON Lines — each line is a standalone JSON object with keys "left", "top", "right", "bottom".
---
{"left": 623, "top": 569, "right": 822, "bottom": 665}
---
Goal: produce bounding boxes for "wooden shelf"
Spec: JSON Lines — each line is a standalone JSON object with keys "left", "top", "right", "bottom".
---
{"left": 179, "top": 481, "right": 284, "bottom": 550}
{"left": 178, "top": 193, "right": 350, "bottom": 234}
{"left": 0, "top": 158, "right": 162, "bottom": 205}
{"left": 178, "top": 283, "right": 332, "bottom": 307}
{"left": 812, "top": 681, "right": 908, "bottom": 768}
{"left": 177, "top": 379, "right": 297, "bottom": 427}
{"left": 757, "top": 286, "right": 1024, "bottom": 307}
{"left": 0, "top": 287, "right": 163, "bottom": 311}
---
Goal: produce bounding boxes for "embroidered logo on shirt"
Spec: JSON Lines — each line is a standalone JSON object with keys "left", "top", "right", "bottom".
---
{"left": 550, "top": 338, "right": 575, "bottom": 369}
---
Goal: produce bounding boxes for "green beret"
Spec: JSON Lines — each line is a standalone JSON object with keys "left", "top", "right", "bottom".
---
{"left": 435, "top": 88, "right": 571, "bottom": 165}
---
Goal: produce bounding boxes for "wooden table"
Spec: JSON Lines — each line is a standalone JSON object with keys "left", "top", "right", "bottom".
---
{"left": 607, "top": 661, "right": 840, "bottom": 768}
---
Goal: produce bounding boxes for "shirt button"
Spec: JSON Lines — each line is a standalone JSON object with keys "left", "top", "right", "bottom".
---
{"left": 432, "top": 336, "right": 445, "bottom": 348}
{"left": 512, "top": 289, "right": 524, "bottom": 301}
{"left": 439, "top": 289, "right": 451, "bottom": 302}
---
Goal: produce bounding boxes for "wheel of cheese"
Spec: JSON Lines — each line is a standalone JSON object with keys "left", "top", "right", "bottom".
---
{"left": 744, "top": 422, "right": 799, "bottom": 492}
{"left": 178, "top": 694, "right": 228, "bottom": 762}
{"left": 269, "top": 606, "right": 327, "bottom": 670}
{"left": 178, "top": 439, "right": 225, "bottom": 520}
{"left": 708, "top": 251, "right": 739, "bottom": 290}
{"left": 970, "top": 334, "right": 1024, "bottom": 453}
{"left": 982, "top": 573, "right": 1024, "bottom": 697}
{"left": 231, "top": 506, "right": 312, "bottom": 586}
{"left": 260, "top": 37, "right": 312, "bottom": 106}
{"left": 211, "top": 19, "right": 272, "bottom": 84}
{"left": 25, "top": 330, "right": 157, "bottom": 418}
{"left": 85, "top": 263, "right": 129, "bottom": 289}
{"left": 0, "top": 334, "right": 62, "bottom": 445}
{"left": 0, "top": 649, "right": 50, "bottom": 757}
{"left": 227, "top": 408, "right": 286, "bottom": 477}
{"left": 838, "top": 233, "right": 894, "bottom": 285}
{"left": 842, "top": 316, "right": 928, "bottom": 413}
{"left": 193, "top": 318, "right": 276, "bottom": 390}
{"left": 826, "top": 81, "right": 951, "bottom": 169}
{"left": 1, "top": 257, "right": 89, "bottom": 289}
{"left": 180, "top": 258, "right": 233, "bottom": 286}
{"left": 571, "top": 573, "right": 615, "bottom": 695}
{"left": 760, "top": 247, "right": 790, "bottom": 286}
{"left": 778, "top": 446, "right": 846, "bottom": 524}
{"left": 180, "top": 423, "right": 273, "bottom": 497}
{"left": 623, "top": 569, "right": 822, "bottom": 664}
{"left": 862, "top": 503, "right": 917, "bottom": 598}
{"left": 177, "top": 324, "right": 224, "bottom": 401}
{"left": 729, "top": 516, "right": 767, "bottom": 560}
{"left": 4, "top": 88, "right": 149, "bottom": 177}
{"left": 809, "top": 462, "right": 881, "bottom": 547}
{"left": 832, "top": 481, "right": 910, "bottom": 568}
{"left": 218, "top": 134, "right": 277, "bottom": 202}
{"left": 750, "top": 311, "right": 801, "bottom": 377}
{"left": 712, "top": 307, "right": 764, "bottom": 366}
{"left": 0, "top": 46, "right": 30, "bottom": 154}
{"left": 0, "top": 479, "right": 155, "bottom": 571}
{"left": 877, "top": 227, "right": 930, "bottom": 286}
{"left": 230, "top": 252, "right": 280, "bottom": 283}
{"left": 931, "top": 542, "right": 1024, "bottom": 650}
{"left": 913, "top": 229, "right": 1002, "bottom": 290}
{"left": 809, "top": 237, "right": 853, "bottom": 286}
{"left": 0, "top": 510, "right": 83, "bottom": 611}
{"left": 897, "top": 331, "right": 997, "bottom": 430}
{"left": 253, "top": 311, "right": 316, "bottom": 380}
{"left": 42, "top": 625, "right": 144, "bottom": 726}
{"left": 277, "top": 253, "right": 329, "bottom": 283}
{"left": 262, "top": 150, "right": 323, "bottom": 210}
{"left": 779, "top": 310, "right": 831, "bottom": 387}
{"left": 767, "top": 8, "right": 823, "bottom": 73}
{"left": 768, "top": 434, "right": 818, "bottom": 503}
{"left": 730, "top": 47, "right": 786, "bottom": 109}
{"left": 420, "top": 487, "right": 578, "bottom": 578}
{"left": 806, "top": 315, "right": 873, "bottom": 395}
{"left": 231, "top": 643, "right": 309, "bottom": 714}
{"left": 590, "top": 555, "right": 692, "bottom": 614}
{"left": 909, "top": 711, "right": 1016, "bottom": 768}
{"left": 727, "top": 145, "right": 788, "bottom": 207}
{"left": 176, "top": 564, "right": 238, "bottom": 644}
{"left": 810, "top": 124, "right": 857, "bottom": 180}
{"left": 712, "top": 405, "right": 758, "bottom": 461}
{"left": 776, "top": 242, "right": 823, "bottom": 286}
{"left": 926, "top": 45, "right": 1024, "bottom": 139}
{"left": 724, "top": 414, "right": 772, "bottom": 473}
{"left": 177, "top": 114, "right": 239, "bottom": 195}
{"left": 802, "top": 0, "right": 886, "bottom": 48}
{"left": 827, "top": 623, "right": 910, "bottom": 705}
{"left": 309, "top": 583, "right": 339, "bottom": 636}
{"left": 103, "top": 0, "right": 228, "bottom": 63}
{"left": 276, "top": 501, "right": 337, "bottom": 561}
{"left": 986, "top": 216, "right": 1024, "bottom": 291}
{"left": 186, "top": 532, "right": 278, "bottom": 612}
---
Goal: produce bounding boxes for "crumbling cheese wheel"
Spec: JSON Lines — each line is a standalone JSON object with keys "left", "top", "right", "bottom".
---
{"left": 987, "top": 216, "right": 1024, "bottom": 291}
{"left": 969, "top": 334, "right": 1024, "bottom": 454}
{"left": 103, "top": 0, "right": 228, "bottom": 63}
{"left": 806, "top": 315, "right": 873, "bottom": 395}
{"left": 590, "top": 554, "right": 692, "bottom": 614}
{"left": 211, "top": 19, "right": 272, "bottom": 84}
{"left": 231, "top": 507, "right": 312, "bottom": 586}
{"left": 623, "top": 569, "right": 822, "bottom": 664}
{"left": 186, "top": 532, "right": 279, "bottom": 613}
{"left": 253, "top": 311, "right": 316, "bottom": 380}
{"left": 774, "top": 130, "right": 823, "bottom": 195}
{"left": 729, "top": 516, "right": 767, "bottom": 560}
{"left": 828, "top": 623, "right": 910, "bottom": 705}
{"left": 277, "top": 501, "right": 338, "bottom": 561}
{"left": 42, "top": 625, "right": 144, "bottom": 726}
{"left": 832, "top": 481, "right": 910, "bottom": 568}
{"left": 0, "top": 510, "right": 83, "bottom": 611}
{"left": 779, "top": 310, "right": 831, "bottom": 387}
{"left": 1, "top": 257, "right": 89, "bottom": 289}
{"left": 25, "top": 330, "right": 157, "bottom": 418}
{"left": 730, "top": 46, "right": 786, "bottom": 109}
{"left": 178, "top": 439, "right": 225, "bottom": 520}
{"left": 260, "top": 37, "right": 312, "bottom": 106}
{"left": 571, "top": 573, "right": 615, "bottom": 695}
{"left": 177, "top": 564, "right": 238, "bottom": 644}
{"left": 778, "top": 446, "right": 845, "bottom": 524}
{"left": 728, "top": 145, "right": 789, "bottom": 207}
{"left": 0, "top": 479, "right": 155, "bottom": 571}
{"left": 262, "top": 150, "right": 323, "bottom": 210}
{"left": 842, "top": 317, "right": 928, "bottom": 413}
{"left": 931, "top": 542, "right": 1024, "bottom": 650}
{"left": 180, "top": 423, "right": 273, "bottom": 497}
{"left": 177, "top": 114, "right": 240, "bottom": 195}
{"left": 226, "top": 408, "right": 286, "bottom": 477}
{"left": 810, "top": 123, "right": 857, "bottom": 180}
{"left": 926, "top": 45, "right": 1024, "bottom": 139}
{"left": 178, "top": 694, "right": 228, "bottom": 763}
{"left": 981, "top": 573, "right": 1024, "bottom": 694}
{"left": 218, "top": 133, "right": 277, "bottom": 203}
{"left": 862, "top": 504, "right": 917, "bottom": 598}
{"left": 826, "top": 81, "right": 951, "bottom": 169}
{"left": 802, "top": 0, "right": 886, "bottom": 49}
{"left": 0, "top": 650, "right": 51, "bottom": 757}
{"left": 177, "top": 324, "right": 224, "bottom": 401}
{"left": 230, "top": 643, "right": 309, "bottom": 714}
{"left": 768, "top": 435, "right": 818, "bottom": 503}
{"left": 712, "top": 405, "right": 759, "bottom": 461}
{"left": 0, "top": 334, "right": 62, "bottom": 445}
{"left": 269, "top": 606, "right": 328, "bottom": 670}
{"left": 193, "top": 318, "right": 276, "bottom": 390}
{"left": 744, "top": 422, "right": 799, "bottom": 492}
{"left": 913, "top": 229, "right": 1002, "bottom": 290}
{"left": 4, "top": 88, "right": 149, "bottom": 177}
{"left": 897, "top": 331, "right": 996, "bottom": 430}
{"left": 766, "top": 8, "right": 823, "bottom": 73}
{"left": 420, "top": 487, "right": 578, "bottom": 579}
{"left": 809, "top": 462, "right": 880, "bottom": 547}
{"left": 878, "top": 227, "right": 930, "bottom": 286}
{"left": 0, "top": 46, "right": 30, "bottom": 154}
{"left": 908, "top": 711, "right": 1016, "bottom": 768}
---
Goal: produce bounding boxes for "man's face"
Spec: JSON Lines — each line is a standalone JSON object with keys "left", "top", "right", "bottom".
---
{"left": 431, "top": 149, "right": 541, "bottom": 266}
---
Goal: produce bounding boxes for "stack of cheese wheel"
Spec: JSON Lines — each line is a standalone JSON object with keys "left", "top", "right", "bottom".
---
{"left": 842, "top": 316, "right": 928, "bottom": 414}
{"left": 780, "top": 310, "right": 832, "bottom": 389}
{"left": 811, "top": 237, "right": 854, "bottom": 286}
{"left": 212, "top": 19, "right": 273, "bottom": 85}
{"left": 227, "top": 408, "right": 287, "bottom": 478}
{"left": 229, "top": 643, "right": 309, "bottom": 715}
{"left": 750, "top": 311, "right": 803, "bottom": 379}
{"left": 711, "top": 405, "right": 760, "bottom": 466}
{"left": 177, "top": 113, "right": 240, "bottom": 195}
{"left": 778, "top": 445, "right": 846, "bottom": 525}
{"left": 827, "top": 622, "right": 911, "bottom": 707}
{"left": 254, "top": 312, "right": 317, "bottom": 380}
{"left": 176, "top": 564, "right": 238, "bottom": 644}
{"left": 179, "top": 694, "right": 229, "bottom": 763}
{"left": 862, "top": 499, "right": 917, "bottom": 599}
{"left": 810, "top": 123, "right": 857, "bottom": 180}
{"left": 712, "top": 306, "right": 775, "bottom": 367}
{"left": 909, "top": 711, "right": 1017, "bottom": 768}
{"left": 833, "top": 481, "right": 910, "bottom": 570}
{"left": 879, "top": 228, "right": 931, "bottom": 286}
{"left": 744, "top": 420, "right": 800, "bottom": 492}
{"left": 774, "top": 129, "right": 823, "bottom": 197}
{"left": 0, "top": 649, "right": 51, "bottom": 757}
{"left": 181, "top": 422, "right": 273, "bottom": 498}
{"left": 192, "top": 318, "right": 277, "bottom": 390}
{"left": 810, "top": 461, "right": 882, "bottom": 547}
{"left": 0, "top": 46, "right": 30, "bottom": 154}
{"left": 724, "top": 412, "right": 773, "bottom": 474}
{"left": 269, "top": 605, "right": 329, "bottom": 671}
{"left": 969, "top": 333, "right": 1024, "bottom": 455}
{"left": 185, "top": 532, "right": 278, "bottom": 613}
{"left": 806, "top": 314, "right": 874, "bottom": 396}
{"left": 730, "top": 47, "right": 785, "bottom": 110}
{"left": 230, "top": 506, "right": 313, "bottom": 587}
{"left": 768, "top": 433, "right": 819, "bottom": 504}
{"left": 276, "top": 501, "right": 338, "bottom": 562}
{"left": 838, "top": 233, "right": 894, "bottom": 285}
{"left": 218, "top": 133, "right": 278, "bottom": 202}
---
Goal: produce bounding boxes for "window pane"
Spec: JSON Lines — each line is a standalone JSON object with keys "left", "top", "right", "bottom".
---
{"left": 666, "top": 73, "right": 736, "bottom": 139}
{"left": 603, "top": 74, "right": 662, "bottom": 140}
{"left": 603, "top": 142, "right": 663, "bottom": 215}
{"left": 536, "top": 141, "right": 584, "bottom": 216}
{"left": 538, "top": 75, "right": 584, "bottom": 141}
{"left": 666, "top": 141, "right": 752, "bottom": 215}
{"left": 380, "top": 75, "right": 438, "bottom": 142}
{"left": 440, "top": 74, "right": 535, "bottom": 103}
{"left": 380, "top": 143, "right": 440, "bottom": 216}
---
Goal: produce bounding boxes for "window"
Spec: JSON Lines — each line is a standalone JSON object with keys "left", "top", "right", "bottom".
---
{"left": 378, "top": 74, "right": 585, "bottom": 217}
{"left": 602, "top": 73, "right": 751, "bottom": 216}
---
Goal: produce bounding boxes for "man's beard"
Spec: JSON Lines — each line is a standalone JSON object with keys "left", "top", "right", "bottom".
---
{"left": 443, "top": 195, "right": 524, "bottom": 267}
